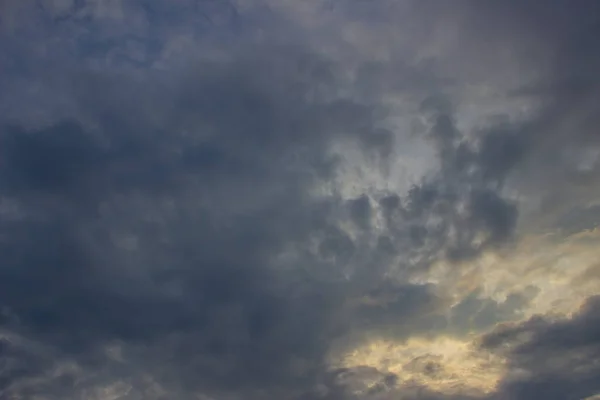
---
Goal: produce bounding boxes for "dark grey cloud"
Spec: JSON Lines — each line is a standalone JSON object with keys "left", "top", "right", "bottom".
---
{"left": 0, "top": 44, "right": 374, "bottom": 397}
{"left": 374, "top": 103, "right": 521, "bottom": 270}
{"left": 428, "top": 0, "right": 600, "bottom": 226}
{"left": 1, "top": 0, "right": 600, "bottom": 399}
{"left": 0, "top": 7, "right": 420, "bottom": 396}
{"left": 481, "top": 296, "right": 600, "bottom": 400}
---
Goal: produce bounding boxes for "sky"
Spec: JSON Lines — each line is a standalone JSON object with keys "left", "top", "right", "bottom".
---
{"left": 1, "top": 1, "right": 600, "bottom": 399}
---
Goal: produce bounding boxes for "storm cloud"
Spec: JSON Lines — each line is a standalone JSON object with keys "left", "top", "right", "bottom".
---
{"left": 1, "top": 1, "right": 600, "bottom": 399}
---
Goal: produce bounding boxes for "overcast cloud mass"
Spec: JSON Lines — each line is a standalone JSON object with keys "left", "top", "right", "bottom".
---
{"left": 1, "top": 1, "right": 600, "bottom": 399}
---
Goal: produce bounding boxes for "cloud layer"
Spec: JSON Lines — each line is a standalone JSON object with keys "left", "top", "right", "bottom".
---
{"left": 1, "top": 1, "right": 600, "bottom": 399}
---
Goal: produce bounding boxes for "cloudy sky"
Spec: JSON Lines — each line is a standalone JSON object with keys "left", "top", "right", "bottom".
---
{"left": 1, "top": 1, "right": 600, "bottom": 399}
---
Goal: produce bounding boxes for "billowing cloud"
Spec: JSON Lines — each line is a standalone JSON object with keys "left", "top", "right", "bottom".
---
{"left": 1, "top": 1, "right": 600, "bottom": 399}
{"left": 481, "top": 295, "right": 600, "bottom": 400}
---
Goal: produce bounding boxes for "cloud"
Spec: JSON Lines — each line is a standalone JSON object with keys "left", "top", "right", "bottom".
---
{"left": 428, "top": 0, "right": 600, "bottom": 228}
{"left": 0, "top": 41, "right": 384, "bottom": 397}
{"left": 1, "top": 1, "right": 600, "bottom": 399}
{"left": 481, "top": 296, "right": 600, "bottom": 400}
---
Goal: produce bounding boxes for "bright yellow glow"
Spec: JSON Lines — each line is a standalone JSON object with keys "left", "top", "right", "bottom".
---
{"left": 331, "top": 336, "right": 506, "bottom": 396}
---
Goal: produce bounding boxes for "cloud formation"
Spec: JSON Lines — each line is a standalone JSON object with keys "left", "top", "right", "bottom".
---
{"left": 1, "top": 1, "right": 600, "bottom": 399}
